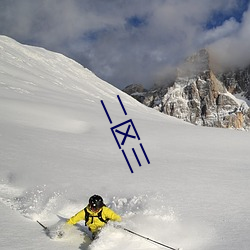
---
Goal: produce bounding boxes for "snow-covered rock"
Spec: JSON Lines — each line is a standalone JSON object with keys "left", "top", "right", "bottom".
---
{"left": 124, "top": 49, "right": 250, "bottom": 130}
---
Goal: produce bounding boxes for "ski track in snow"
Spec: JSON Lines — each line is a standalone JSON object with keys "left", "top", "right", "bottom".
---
{"left": 0, "top": 99, "right": 91, "bottom": 134}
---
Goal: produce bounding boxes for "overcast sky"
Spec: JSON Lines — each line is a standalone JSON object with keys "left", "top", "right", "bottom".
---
{"left": 0, "top": 0, "right": 249, "bottom": 89}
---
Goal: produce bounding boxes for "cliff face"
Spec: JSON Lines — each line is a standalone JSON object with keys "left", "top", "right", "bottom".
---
{"left": 218, "top": 66, "right": 250, "bottom": 99}
{"left": 123, "top": 49, "right": 250, "bottom": 130}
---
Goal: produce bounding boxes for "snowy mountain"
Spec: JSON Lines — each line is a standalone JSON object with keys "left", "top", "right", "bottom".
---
{"left": 0, "top": 36, "right": 250, "bottom": 250}
{"left": 217, "top": 65, "right": 250, "bottom": 100}
{"left": 124, "top": 49, "right": 250, "bottom": 130}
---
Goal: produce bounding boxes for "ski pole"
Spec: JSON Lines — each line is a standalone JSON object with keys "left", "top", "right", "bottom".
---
{"left": 37, "top": 220, "right": 48, "bottom": 231}
{"left": 122, "top": 227, "right": 180, "bottom": 250}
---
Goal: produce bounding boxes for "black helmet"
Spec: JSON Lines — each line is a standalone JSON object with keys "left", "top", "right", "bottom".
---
{"left": 89, "top": 195, "right": 104, "bottom": 210}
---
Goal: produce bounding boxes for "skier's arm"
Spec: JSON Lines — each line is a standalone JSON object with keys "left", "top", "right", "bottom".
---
{"left": 104, "top": 207, "right": 122, "bottom": 222}
{"left": 67, "top": 209, "right": 85, "bottom": 225}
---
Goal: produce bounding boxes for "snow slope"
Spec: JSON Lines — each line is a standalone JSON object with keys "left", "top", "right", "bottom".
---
{"left": 0, "top": 35, "right": 250, "bottom": 250}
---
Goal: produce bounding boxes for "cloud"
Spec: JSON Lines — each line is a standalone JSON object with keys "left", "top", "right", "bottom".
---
{"left": 209, "top": 4, "right": 250, "bottom": 68}
{"left": 200, "top": 18, "right": 240, "bottom": 45}
{"left": 0, "top": 0, "right": 249, "bottom": 88}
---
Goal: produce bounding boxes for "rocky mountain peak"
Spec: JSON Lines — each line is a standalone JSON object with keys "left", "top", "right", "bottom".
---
{"left": 177, "top": 49, "right": 210, "bottom": 78}
{"left": 123, "top": 49, "right": 250, "bottom": 130}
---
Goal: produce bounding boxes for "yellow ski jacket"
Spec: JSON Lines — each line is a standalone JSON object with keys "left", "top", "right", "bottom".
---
{"left": 67, "top": 206, "right": 121, "bottom": 233}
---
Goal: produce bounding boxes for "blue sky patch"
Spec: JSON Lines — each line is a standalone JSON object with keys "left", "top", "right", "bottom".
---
{"left": 126, "top": 15, "right": 147, "bottom": 28}
{"left": 206, "top": 0, "right": 249, "bottom": 29}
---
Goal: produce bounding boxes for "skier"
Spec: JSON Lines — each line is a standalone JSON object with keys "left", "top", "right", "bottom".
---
{"left": 66, "top": 194, "right": 121, "bottom": 239}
